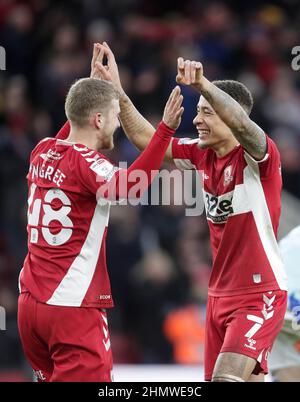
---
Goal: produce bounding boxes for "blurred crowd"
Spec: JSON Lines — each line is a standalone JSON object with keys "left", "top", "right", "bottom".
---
{"left": 0, "top": 0, "right": 300, "bottom": 379}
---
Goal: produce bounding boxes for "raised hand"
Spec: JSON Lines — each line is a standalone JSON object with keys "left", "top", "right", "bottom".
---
{"left": 93, "top": 42, "right": 123, "bottom": 94}
{"left": 162, "top": 86, "right": 184, "bottom": 130}
{"left": 176, "top": 57, "right": 204, "bottom": 89}
{"left": 90, "top": 43, "right": 104, "bottom": 79}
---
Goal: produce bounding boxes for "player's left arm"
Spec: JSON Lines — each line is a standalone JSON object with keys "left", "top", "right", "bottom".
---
{"left": 176, "top": 58, "right": 267, "bottom": 160}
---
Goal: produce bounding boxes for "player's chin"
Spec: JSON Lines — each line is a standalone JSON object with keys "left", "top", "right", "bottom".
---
{"left": 197, "top": 139, "right": 211, "bottom": 149}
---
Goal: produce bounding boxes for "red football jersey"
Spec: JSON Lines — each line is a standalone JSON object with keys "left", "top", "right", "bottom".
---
{"left": 20, "top": 137, "right": 116, "bottom": 308}
{"left": 19, "top": 121, "right": 174, "bottom": 308}
{"left": 172, "top": 135, "right": 288, "bottom": 297}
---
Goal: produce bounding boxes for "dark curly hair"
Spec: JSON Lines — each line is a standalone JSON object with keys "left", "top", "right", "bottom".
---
{"left": 212, "top": 80, "right": 254, "bottom": 115}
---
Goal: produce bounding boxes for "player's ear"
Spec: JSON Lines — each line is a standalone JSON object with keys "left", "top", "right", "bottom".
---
{"left": 94, "top": 112, "right": 103, "bottom": 130}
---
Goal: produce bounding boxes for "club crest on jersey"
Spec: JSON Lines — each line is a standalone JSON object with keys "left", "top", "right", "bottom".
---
{"left": 223, "top": 165, "right": 233, "bottom": 186}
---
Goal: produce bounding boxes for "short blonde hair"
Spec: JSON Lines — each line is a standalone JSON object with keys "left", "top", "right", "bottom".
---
{"left": 65, "top": 78, "right": 119, "bottom": 128}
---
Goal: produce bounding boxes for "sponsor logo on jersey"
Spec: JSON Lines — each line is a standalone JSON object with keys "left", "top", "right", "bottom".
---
{"left": 40, "top": 149, "right": 63, "bottom": 162}
{"left": 100, "top": 294, "right": 111, "bottom": 300}
{"left": 204, "top": 190, "right": 234, "bottom": 224}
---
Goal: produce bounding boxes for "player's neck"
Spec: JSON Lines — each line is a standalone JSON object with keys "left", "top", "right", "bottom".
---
{"left": 213, "top": 138, "right": 239, "bottom": 158}
{"left": 66, "top": 127, "right": 100, "bottom": 151}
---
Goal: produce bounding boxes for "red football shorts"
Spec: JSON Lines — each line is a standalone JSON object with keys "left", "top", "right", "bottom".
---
{"left": 205, "top": 289, "right": 287, "bottom": 381}
{"left": 18, "top": 292, "right": 113, "bottom": 382}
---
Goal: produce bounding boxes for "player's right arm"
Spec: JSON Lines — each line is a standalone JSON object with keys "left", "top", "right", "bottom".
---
{"left": 94, "top": 42, "right": 174, "bottom": 162}
{"left": 77, "top": 86, "right": 184, "bottom": 200}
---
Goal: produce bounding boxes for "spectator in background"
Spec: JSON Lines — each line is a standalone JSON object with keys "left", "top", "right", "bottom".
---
{"left": 269, "top": 226, "right": 300, "bottom": 381}
{"left": 125, "top": 250, "right": 188, "bottom": 363}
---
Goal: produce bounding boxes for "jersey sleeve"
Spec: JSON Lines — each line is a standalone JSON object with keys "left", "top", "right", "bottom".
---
{"left": 171, "top": 137, "right": 203, "bottom": 170}
{"left": 28, "top": 121, "right": 70, "bottom": 168}
{"left": 55, "top": 121, "right": 70, "bottom": 140}
{"left": 75, "top": 149, "right": 120, "bottom": 198}
{"left": 27, "top": 137, "right": 54, "bottom": 180}
{"left": 243, "top": 135, "right": 281, "bottom": 179}
{"left": 75, "top": 121, "right": 174, "bottom": 201}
